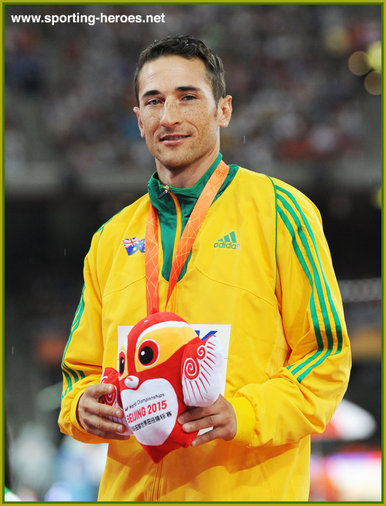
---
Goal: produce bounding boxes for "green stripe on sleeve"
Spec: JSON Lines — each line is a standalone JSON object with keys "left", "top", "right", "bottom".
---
{"left": 278, "top": 194, "right": 334, "bottom": 349}
{"left": 276, "top": 186, "right": 343, "bottom": 381}
{"left": 62, "top": 286, "right": 85, "bottom": 363}
{"left": 278, "top": 187, "right": 343, "bottom": 354}
{"left": 277, "top": 206, "right": 325, "bottom": 377}
{"left": 61, "top": 364, "right": 86, "bottom": 398}
{"left": 61, "top": 367, "right": 73, "bottom": 395}
{"left": 61, "top": 286, "right": 86, "bottom": 397}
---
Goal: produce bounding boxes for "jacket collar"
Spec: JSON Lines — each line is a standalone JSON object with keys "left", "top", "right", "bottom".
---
{"left": 148, "top": 153, "right": 223, "bottom": 210}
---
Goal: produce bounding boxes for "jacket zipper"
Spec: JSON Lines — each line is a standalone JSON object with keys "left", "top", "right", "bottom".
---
{"left": 150, "top": 460, "right": 163, "bottom": 500}
{"left": 168, "top": 191, "right": 181, "bottom": 312}
{"left": 158, "top": 184, "right": 170, "bottom": 199}
{"left": 148, "top": 188, "right": 179, "bottom": 497}
{"left": 162, "top": 189, "right": 181, "bottom": 313}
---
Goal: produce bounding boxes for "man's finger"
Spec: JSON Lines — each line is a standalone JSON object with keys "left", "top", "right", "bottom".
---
{"left": 93, "top": 402, "right": 124, "bottom": 420}
{"left": 181, "top": 413, "right": 220, "bottom": 433}
{"left": 178, "top": 406, "right": 211, "bottom": 424}
{"left": 191, "top": 427, "right": 224, "bottom": 447}
{"left": 88, "top": 414, "right": 126, "bottom": 433}
{"left": 83, "top": 412, "right": 129, "bottom": 439}
{"left": 87, "top": 382, "right": 115, "bottom": 400}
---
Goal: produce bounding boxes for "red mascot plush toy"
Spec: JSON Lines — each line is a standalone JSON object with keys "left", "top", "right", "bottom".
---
{"left": 100, "top": 312, "right": 224, "bottom": 462}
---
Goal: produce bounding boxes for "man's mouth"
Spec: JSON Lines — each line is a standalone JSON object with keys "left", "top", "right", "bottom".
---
{"left": 160, "top": 134, "right": 190, "bottom": 142}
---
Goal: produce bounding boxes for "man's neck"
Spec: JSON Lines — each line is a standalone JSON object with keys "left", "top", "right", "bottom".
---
{"left": 156, "top": 152, "right": 220, "bottom": 189}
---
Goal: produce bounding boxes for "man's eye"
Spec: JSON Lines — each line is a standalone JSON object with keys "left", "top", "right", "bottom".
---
{"left": 182, "top": 95, "right": 196, "bottom": 101}
{"left": 146, "top": 98, "right": 162, "bottom": 106}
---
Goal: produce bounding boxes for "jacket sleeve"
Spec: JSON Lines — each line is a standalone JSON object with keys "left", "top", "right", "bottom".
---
{"left": 58, "top": 228, "right": 108, "bottom": 444}
{"left": 228, "top": 179, "right": 351, "bottom": 447}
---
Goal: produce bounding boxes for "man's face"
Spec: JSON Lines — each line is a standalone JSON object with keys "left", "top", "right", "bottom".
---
{"left": 134, "top": 55, "right": 232, "bottom": 174}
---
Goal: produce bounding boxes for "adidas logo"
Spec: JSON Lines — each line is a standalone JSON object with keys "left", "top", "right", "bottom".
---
{"left": 214, "top": 231, "right": 240, "bottom": 249}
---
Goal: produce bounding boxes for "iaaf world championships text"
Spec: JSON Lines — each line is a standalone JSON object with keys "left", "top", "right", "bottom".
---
{"left": 10, "top": 12, "right": 166, "bottom": 26}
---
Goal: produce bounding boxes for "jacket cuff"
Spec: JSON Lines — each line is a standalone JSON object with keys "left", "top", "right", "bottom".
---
{"left": 70, "top": 389, "right": 89, "bottom": 434}
{"left": 228, "top": 396, "right": 256, "bottom": 444}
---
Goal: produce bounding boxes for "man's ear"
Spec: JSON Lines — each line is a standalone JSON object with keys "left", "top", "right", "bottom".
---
{"left": 217, "top": 95, "right": 232, "bottom": 128}
{"left": 133, "top": 106, "right": 145, "bottom": 138}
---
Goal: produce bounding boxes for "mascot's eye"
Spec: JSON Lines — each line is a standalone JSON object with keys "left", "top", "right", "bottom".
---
{"left": 119, "top": 351, "right": 126, "bottom": 374}
{"left": 138, "top": 340, "right": 159, "bottom": 366}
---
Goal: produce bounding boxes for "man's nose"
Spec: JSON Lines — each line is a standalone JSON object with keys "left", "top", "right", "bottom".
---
{"left": 160, "top": 98, "right": 180, "bottom": 127}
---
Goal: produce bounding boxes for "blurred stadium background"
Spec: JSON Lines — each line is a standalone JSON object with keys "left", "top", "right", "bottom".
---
{"left": 4, "top": 3, "right": 382, "bottom": 502}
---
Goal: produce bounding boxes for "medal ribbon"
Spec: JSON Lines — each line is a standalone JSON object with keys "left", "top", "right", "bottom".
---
{"left": 145, "top": 160, "right": 230, "bottom": 314}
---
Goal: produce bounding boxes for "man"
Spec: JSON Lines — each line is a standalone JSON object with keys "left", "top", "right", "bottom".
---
{"left": 58, "top": 35, "right": 351, "bottom": 501}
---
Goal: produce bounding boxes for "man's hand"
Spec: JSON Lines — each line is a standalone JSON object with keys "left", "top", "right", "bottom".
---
{"left": 178, "top": 394, "right": 237, "bottom": 447}
{"left": 77, "top": 384, "right": 130, "bottom": 440}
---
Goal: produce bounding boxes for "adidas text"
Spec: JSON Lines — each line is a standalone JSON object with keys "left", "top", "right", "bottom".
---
{"left": 214, "top": 231, "right": 240, "bottom": 249}
{"left": 214, "top": 241, "right": 240, "bottom": 249}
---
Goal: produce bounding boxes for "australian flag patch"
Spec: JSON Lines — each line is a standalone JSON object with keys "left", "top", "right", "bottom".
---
{"left": 123, "top": 237, "right": 145, "bottom": 255}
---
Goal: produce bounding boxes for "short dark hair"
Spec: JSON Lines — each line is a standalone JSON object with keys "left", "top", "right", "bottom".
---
{"left": 134, "top": 35, "right": 226, "bottom": 104}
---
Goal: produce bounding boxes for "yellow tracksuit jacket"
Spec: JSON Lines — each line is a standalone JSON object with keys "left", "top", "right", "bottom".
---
{"left": 58, "top": 154, "right": 351, "bottom": 501}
